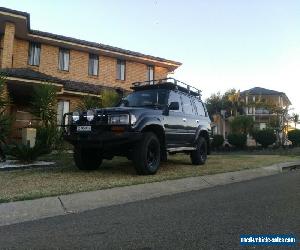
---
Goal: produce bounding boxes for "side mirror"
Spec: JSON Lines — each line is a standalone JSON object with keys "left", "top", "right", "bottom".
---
{"left": 168, "top": 102, "right": 179, "bottom": 111}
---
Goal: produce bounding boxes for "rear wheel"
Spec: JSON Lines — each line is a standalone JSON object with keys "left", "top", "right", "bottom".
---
{"left": 133, "top": 132, "right": 161, "bottom": 175}
{"left": 74, "top": 147, "right": 102, "bottom": 170}
{"left": 190, "top": 137, "right": 207, "bottom": 165}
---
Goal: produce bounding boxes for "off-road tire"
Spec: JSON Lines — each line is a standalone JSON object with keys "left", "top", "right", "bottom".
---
{"left": 190, "top": 137, "right": 207, "bottom": 165}
{"left": 133, "top": 132, "right": 161, "bottom": 175}
{"left": 74, "top": 147, "right": 102, "bottom": 170}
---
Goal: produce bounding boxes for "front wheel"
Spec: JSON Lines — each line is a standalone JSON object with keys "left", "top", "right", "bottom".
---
{"left": 74, "top": 147, "right": 103, "bottom": 170}
{"left": 190, "top": 137, "right": 207, "bottom": 165}
{"left": 133, "top": 132, "right": 161, "bottom": 175}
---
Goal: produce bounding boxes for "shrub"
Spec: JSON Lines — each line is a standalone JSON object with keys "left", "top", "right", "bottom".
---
{"left": 211, "top": 135, "right": 224, "bottom": 149}
{"left": 77, "top": 95, "right": 101, "bottom": 110}
{"left": 252, "top": 129, "right": 276, "bottom": 148}
{"left": 288, "top": 129, "right": 300, "bottom": 146}
{"left": 77, "top": 89, "right": 120, "bottom": 110}
{"left": 230, "top": 115, "right": 254, "bottom": 134}
{"left": 36, "top": 125, "right": 63, "bottom": 154}
{"left": 7, "top": 143, "right": 44, "bottom": 163}
{"left": 227, "top": 133, "right": 247, "bottom": 149}
{"left": 101, "top": 89, "right": 120, "bottom": 108}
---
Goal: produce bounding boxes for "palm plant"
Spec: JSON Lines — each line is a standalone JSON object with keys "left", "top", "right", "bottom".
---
{"left": 0, "top": 73, "right": 11, "bottom": 144}
{"left": 30, "top": 83, "right": 57, "bottom": 127}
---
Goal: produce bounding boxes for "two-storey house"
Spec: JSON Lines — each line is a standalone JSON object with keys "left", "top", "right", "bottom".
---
{"left": 240, "top": 87, "right": 291, "bottom": 130}
{"left": 211, "top": 87, "right": 291, "bottom": 140}
{"left": 0, "top": 7, "right": 181, "bottom": 140}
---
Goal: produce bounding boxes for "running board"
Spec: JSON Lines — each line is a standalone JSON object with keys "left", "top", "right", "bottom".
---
{"left": 167, "top": 147, "right": 196, "bottom": 153}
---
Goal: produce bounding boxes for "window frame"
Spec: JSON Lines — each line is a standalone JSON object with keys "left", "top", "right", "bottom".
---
{"left": 180, "top": 93, "right": 194, "bottom": 115}
{"left": 167, "top": 90, "right": 183, "bottom": 113}
{"left": 28, "top": 42, "right": 41, "bottom": 66}
{"left": 58, "top": 48, "right": 70, "bottom": 71}
{"left": 88, "top": 53, "right": 99, "bottom": 76}
{"left": 57, "top": 99, "right": 70, "bottom": 126}
{"left": 116, "top": 59, "right": 126, "bottom": 81}
{"left": 194, "top": 99, "right": 206, "bottom": 116}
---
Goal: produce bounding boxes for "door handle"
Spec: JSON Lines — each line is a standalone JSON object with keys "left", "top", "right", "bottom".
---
{"left": 183, "top": 118, "right": 187, "bottom": 122}
{"left": 196, "top": 120, "right": 199, "bottom": 123}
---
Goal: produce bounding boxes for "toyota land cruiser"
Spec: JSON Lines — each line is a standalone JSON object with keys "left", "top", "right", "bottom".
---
{"left": 63, "top": 78, "right": 211, "bottom": 175}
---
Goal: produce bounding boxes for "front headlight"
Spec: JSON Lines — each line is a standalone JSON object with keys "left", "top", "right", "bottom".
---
{"left": 131, "top": 114, "right": 137, "bottom": 125}
{"left": 108, "top": 114, "right": 130, "bottom": 125}
{"left": 86, "top": 110, "right": 94, "bottom": 122}
{"left": 72, "top": 111, "right": 80, "bottom": 122}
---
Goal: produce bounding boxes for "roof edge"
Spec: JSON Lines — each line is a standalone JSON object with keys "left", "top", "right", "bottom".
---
{"left": 0, "top": 7, "right": 182, "bottom": 67}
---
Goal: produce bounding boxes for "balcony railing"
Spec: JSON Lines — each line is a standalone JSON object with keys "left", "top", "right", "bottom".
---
{"left": 255, "top": 108, "right": 270, "bottom": 114}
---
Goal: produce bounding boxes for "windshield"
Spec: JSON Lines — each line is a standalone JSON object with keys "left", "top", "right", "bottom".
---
{"left": 119, "top": 89, "right": 168, "bottom": 108}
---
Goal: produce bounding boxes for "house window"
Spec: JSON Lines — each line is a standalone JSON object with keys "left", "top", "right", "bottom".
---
{"left": 57, "top": 100, "right": 70, "bottom": 125}
{"left": 248, "top": 107, "right": 253, "bottom": 114}
{"left": 59, "top": 48, "right": 70, "bottom": 71}
{"left": 116, "top": 59, "right": 126, "bottom": 80}
{"left": 28, "top": 42, "right": 41, "bottom": 66}
{"left": 147, "top": 65, "right": 154, "bottom": 83}
{"left": 88, "top": 54, "right": 99, "bottom": 76}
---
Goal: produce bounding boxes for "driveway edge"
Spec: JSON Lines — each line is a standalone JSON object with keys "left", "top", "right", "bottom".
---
{"left": 1, "top": 161, "right": 299, "bottom": 227}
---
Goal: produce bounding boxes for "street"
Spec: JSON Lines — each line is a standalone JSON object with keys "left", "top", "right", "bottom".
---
{"left": 0, "top": 170, "right": 299, "bottom": 249}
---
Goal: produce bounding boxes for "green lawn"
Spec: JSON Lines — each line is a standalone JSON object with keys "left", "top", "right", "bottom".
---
{"left": 1, "top": 152, "right": 299, "bottom": 203}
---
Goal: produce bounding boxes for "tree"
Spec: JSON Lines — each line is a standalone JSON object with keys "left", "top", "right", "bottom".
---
{"left": 291, "top": 113, "right": 299, "bottom": 129}
{"left": 206, "top": 88, "right": 244, "bottom": 118}
{"left": 205, "top": 92, "right": 224, "bottom": 118}
{"left": 230, "top": 115, "right": 254, "bottom": 134}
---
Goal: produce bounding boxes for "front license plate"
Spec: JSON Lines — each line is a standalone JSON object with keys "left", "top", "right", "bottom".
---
{"left": 77, "top": 126, "right": 91, "bottom": 132}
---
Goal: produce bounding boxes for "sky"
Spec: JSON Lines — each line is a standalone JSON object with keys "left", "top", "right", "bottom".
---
{"left": 1, "top": 0, "right": 300, "bottom": 114}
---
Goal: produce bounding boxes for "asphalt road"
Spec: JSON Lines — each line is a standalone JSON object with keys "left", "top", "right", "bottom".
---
{"left": 0, "top": 170, "right": 299, "bottom": 250}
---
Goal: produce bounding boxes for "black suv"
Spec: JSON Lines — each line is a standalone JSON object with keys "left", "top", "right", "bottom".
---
{"left": 63, "top": 78, "right": 211, "bottom": 175}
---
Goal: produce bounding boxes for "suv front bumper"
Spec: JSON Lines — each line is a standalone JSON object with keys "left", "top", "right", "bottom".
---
{"left": 64, "top": 130, "right": 142, "bottom": 148}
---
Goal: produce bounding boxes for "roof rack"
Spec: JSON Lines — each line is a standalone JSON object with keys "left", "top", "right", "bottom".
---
{"left": 131, "top": 78, "right": 202, "bottom": 97}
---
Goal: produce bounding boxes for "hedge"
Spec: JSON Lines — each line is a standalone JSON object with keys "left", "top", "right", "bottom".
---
{"left": 288, "top": 129, "right": 300, "bottom": 146}
{"left": 227, "top": 133, "right": 247, "bottom": 149}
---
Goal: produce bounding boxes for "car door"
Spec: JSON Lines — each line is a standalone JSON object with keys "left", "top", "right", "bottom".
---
{"left": 164, "top": 90, "right": 186, "bottom": 147}
{"left": 180, "top": 94, "right": 197, "bottom": 145}
{"left": 194, "top": 98, "right": 210, "bottom": 135}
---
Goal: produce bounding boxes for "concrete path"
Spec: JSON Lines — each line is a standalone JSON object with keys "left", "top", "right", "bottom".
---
{"left": 0, "top": 161, "right": 299, "bottom": 227}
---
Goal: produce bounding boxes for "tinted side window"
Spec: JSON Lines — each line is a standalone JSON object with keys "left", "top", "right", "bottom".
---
{"left": 194, "top": 99, "right": 205, "bottom": 116}
{"left": 181, "top": 94, "right": 194, "bottom": 115}
{"left": 168, "top": 91, "right": 182, "bottom": 112}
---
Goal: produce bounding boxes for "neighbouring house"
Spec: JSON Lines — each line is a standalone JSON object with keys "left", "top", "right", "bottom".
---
{"left": 212, "top": 87, "right": 291, "bottom": 140}
{"left": 0, "top": 7, "right": 181, "bottom": 141}
{"left": 240, "top": 87, "right": 291, "bottom": 130}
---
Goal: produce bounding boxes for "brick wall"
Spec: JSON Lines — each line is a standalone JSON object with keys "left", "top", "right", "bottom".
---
{"left": 57, "top": 94, "right": 83, "bottom": 112}
{"left": 1, "top": 22, "right": 15, "bottom": 68}
{"left": 0, "top": 35, "right": 3, "bottom": 67}
{"left": 12, "top": 38, "right": 170, "bottom": 90}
